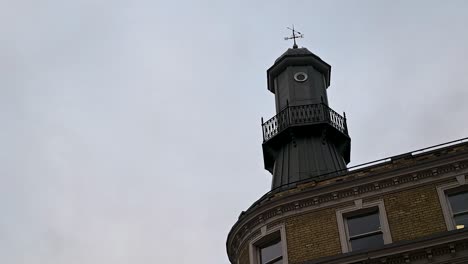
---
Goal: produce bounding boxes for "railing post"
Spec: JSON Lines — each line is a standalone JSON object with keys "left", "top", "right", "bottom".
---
{"left": 323, "top": 103, "right": 329, "bottom": 123}
{"left": 261, "top": 117, "right": 265, "bottom": 141}
{"left": 343, "top": 112, "right": 348, "bottom": 135}
{"left": 286, "top": 100, "right": 291, "bottom": 126}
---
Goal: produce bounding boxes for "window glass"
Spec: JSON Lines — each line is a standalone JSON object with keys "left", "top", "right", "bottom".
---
{"left": 448, "top": 190, "right": 468, "bottom": 230}
{"left": 347, "top": 211, "right": 381, "bottom": 237}
{"left": 454, "top": 214, "right": 468, "bottom": 229}
{"left": 448, "top": 191, "right": 468, "bottom": 213}
{"left": 346, "top": 209, "right": 384, "bottom": 251}
{"left": 260, "top": 240, "right": 282, "bottom": 264}
{"left": 350, "top": 233, "right": 384, "bottom": 251}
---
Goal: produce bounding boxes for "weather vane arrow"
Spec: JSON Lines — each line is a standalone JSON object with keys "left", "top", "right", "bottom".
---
{"left": 284, "top": 25, "right": 304, "bottom": 49}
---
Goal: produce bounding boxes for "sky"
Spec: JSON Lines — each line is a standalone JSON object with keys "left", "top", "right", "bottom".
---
{"left": 1, "top": 1, "right": 468, "bottom": 263}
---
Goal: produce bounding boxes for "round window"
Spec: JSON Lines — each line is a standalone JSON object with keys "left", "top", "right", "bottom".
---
{"left": 294, "top": 72, "right": 308, "bottom": 82}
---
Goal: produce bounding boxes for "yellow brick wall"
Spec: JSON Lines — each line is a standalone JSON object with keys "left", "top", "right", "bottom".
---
{"left": 285, "top": 208, "right": 343, "bottom": 264}
{"left": 381, "top": 184, "right": 447, "bottom": 242}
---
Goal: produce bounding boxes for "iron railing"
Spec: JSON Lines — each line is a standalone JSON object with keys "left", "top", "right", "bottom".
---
{"left": 262, "top": 103, "right": 348, "bottom": 141}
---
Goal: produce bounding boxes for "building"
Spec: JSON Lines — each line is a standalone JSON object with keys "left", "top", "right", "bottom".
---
{"left": 226, "top": 45, "right": 468, "bottom": 264}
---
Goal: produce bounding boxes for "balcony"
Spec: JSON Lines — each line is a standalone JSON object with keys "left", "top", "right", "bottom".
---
{"left": 262, "top": 103, "right": 349, "bottom": 142}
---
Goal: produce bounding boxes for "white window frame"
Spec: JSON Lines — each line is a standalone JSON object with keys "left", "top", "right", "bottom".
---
{"left": 336, "top": 199, "right": 392, "bottom": 253}
{"left": 249, "top": 224, "right": 288, "bottom": 264}
{"left": 437, "top": 175, "right": 467, "bottom": 231}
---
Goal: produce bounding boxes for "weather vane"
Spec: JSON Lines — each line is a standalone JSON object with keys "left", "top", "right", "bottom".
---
{"left": 284, "top": 25, "right": 304, "bottom": 49}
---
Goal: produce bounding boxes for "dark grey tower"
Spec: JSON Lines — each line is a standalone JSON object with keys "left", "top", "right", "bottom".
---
{"left": 262, "top": 47, "right": 351, "bottom": 189}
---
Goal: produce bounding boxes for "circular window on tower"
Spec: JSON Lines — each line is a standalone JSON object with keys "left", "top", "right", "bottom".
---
{"left": 294, "top": 72, "right": 308, "bottom": 82}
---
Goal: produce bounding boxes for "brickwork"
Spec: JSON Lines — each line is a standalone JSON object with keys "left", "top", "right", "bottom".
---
{"left": 285, "top": 208, "right": 342, "bottom": 264}
{"left": 381, "top": 183, "right": 447, "bottom": 242}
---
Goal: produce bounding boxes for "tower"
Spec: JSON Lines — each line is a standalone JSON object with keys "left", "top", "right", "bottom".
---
{"left": 227, "top": 39, "right": 468, "bottom": 264}
{"left": 262, "top": 46, "right": 350, "bottom": 189}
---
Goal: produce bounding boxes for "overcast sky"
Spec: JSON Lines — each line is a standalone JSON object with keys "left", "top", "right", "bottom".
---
{"left": 1, "top": 1, "right": 468, "bottom": 263}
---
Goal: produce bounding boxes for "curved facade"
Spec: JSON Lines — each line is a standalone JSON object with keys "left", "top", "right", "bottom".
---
{"left": 227, "top": 141, "right": 468, "bottom": 264}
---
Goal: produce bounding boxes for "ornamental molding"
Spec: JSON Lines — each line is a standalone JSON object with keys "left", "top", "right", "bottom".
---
{"left": 227, "top": 155, "right": 468, "bottom": 262}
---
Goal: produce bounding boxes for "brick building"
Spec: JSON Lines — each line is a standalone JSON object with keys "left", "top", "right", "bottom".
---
{"left": 226, "top": 45, "right": 468, "bottom": 264}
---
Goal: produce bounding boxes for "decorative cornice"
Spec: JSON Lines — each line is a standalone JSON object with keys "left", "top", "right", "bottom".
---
{"left": 226, "top": 144, "right": 468, "bottom": 262}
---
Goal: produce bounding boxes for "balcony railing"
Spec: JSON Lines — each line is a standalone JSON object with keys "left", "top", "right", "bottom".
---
{"left": 262, "top": 103, "right": 348, "bottom": 142}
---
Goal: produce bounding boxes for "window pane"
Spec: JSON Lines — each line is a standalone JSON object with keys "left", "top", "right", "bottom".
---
{"left": 347, "top": 211, "right": 380, "bottom": 237}
{"left": 260, "top": 240, "right": 282, "bottom": 264}
{"left": 350, "top": 233, "right": 384, "bottom": 251}
{"left": 454, "top": 213, "right": 468, "bottom": 229}
{"left": 448, "top": 191, "right": 468, "bottom": 214}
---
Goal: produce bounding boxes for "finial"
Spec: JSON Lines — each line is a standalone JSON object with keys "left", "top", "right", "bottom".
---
{"left": 284, "top": 25, "right": 304, "bottom": 49}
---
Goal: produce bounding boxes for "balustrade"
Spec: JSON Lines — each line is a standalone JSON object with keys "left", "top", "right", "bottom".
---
{"left": 262, "top": 103, "right": 348, "bottom": 141}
